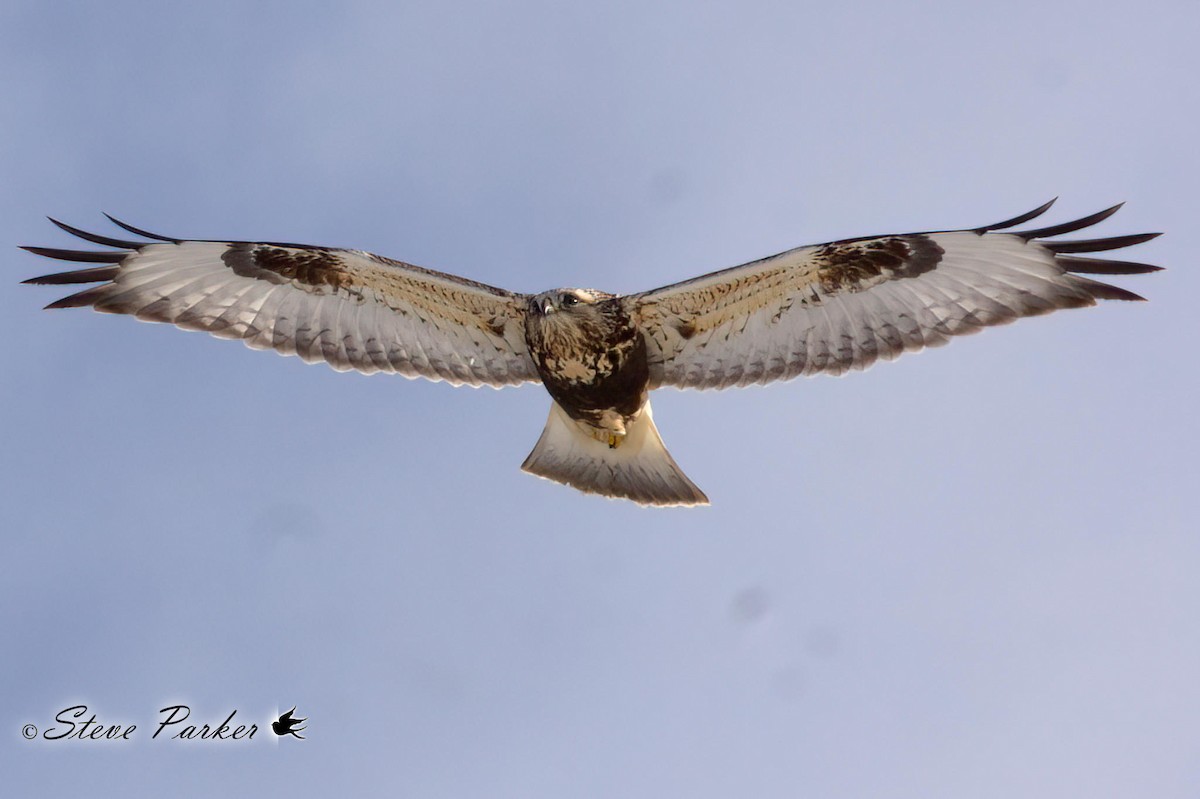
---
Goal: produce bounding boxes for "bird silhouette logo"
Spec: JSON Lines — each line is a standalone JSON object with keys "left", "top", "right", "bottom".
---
{"left": 272, "top": 707, "right": 307, "bottom": 739}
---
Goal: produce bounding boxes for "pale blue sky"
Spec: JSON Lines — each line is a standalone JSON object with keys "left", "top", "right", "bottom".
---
{"left": 2, "top": 1, "right": 1197, "bottom": 796}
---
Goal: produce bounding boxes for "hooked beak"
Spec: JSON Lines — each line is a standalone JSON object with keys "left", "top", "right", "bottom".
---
{"left": 542, "top": 299, "right": 556, "bottom": 315}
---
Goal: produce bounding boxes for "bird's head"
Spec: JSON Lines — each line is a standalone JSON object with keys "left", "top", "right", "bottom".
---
{"left": 531, "top": 288, "right": 603, "bottom": 314}
{"left": 526, "top": 288, "right": 620, "bottom": 350}
{"left": 529, "top": 288, "right": 614, "bottom": 329}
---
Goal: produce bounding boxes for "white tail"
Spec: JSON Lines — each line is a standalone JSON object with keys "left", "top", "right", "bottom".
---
{"left": 521, "top": 401, "right": 709, "bottom": 507}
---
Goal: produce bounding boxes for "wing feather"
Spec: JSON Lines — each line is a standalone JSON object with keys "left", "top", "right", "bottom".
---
{"left": 22, "top": 220, "right": 539, "bottom": 387}
{"left": 212, "top": 282, "right": 274, "bottom": 339}
{"left": 633, "top": 204, "right": 1161, "bottom": 390}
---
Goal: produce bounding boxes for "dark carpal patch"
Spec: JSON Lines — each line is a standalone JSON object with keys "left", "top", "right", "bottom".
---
{"left": 223, "top": 244, "right": 354, "bottom": 293}
{"left": 815, "top": 235, "right": 943, "bottom": 294}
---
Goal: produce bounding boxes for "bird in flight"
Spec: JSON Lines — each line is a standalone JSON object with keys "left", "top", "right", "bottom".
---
{"left": 22, "top": 200, "right": 1160, "bottom": 506}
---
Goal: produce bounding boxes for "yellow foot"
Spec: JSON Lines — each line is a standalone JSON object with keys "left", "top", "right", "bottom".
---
{"left": 584, "top": 425, "right": 626, "bottom": 449}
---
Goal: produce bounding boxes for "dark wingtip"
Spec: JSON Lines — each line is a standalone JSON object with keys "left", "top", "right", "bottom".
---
{"left": 1057, "top": 255, "right": 1164, "bottom": 275}
{"left": 102, "top": 213, "right": 179, "bottom": 243}
{"left": 1018, "top": 203, "right": 1126, "bottom": 240}
{"left": 42, "top": 285, "right": 108, "bottom": 310}
{"left": 22, "top": 265, "right": 119, "bottom": 285}
{"left": 44, "top": 300, "right": 82, "bottom": 310}
{"left": 1044, "top": 232, "right": 1162, "bottom": 254}
{"left": 1073, "top": 276, "right": 1148, "bottom": 302}
{"left": 47, "top": 217, "right": 143, "bottom": 249}
{"left": 976, "top": 198, "right": 1058, "bottom": 233}
{"left": 19, "top": 245, "right": 127, "bottom": 263}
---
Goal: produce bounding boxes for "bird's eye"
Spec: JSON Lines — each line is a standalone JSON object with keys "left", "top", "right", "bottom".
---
{"left": 561, "top": 294, "right": 579, "bottom": 306}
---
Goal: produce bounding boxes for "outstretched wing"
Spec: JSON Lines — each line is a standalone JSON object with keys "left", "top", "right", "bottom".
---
{"left": 22, "top": 217, "right": 539, "bottom": 387}
{"left": 631, "top": 201, "right": 1161, "bottom": 390}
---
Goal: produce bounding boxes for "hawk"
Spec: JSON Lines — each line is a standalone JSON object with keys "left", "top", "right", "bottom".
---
{"left": 22, "top": 200, "right": 1160, "bottom": 506}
